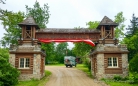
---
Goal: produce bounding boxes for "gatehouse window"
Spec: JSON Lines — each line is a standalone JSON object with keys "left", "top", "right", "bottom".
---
{"left": 19, "top": 58, "right": 30, "bottom": 68}
{"left": 108, "top": 57, "right": 118, "bottom": 68}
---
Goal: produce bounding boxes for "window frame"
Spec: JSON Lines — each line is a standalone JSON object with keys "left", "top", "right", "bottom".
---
{"left": 107, "top": 57, "right": 118, "bottom": 68}
{"left": 19, "top": 58, "right": 30, "bottom": 69}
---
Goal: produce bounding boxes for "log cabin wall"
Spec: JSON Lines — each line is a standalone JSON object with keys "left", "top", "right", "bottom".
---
{"left": 15, "top": 54, "right": 33, "bottom": 74}
{"left": 90, "top": 44, "right": 128, "bottom": 80}
{"left": 104, "top": 53, "right": 122, "bottom": 74}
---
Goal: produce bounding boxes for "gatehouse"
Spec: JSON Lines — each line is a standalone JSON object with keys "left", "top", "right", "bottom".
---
{"left": 9, "top": 16, "right": 128, "bottom": 80}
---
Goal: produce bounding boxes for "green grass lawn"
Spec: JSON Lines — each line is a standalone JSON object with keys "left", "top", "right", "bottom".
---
{"left": 76, "top": 64, "right": 138, "bottom": 86}
{"left": 46, "top": 63, "right": 64, "bottom": 66}
{"left": 16, "top": 70, "right": 52, "bottom": 86}
{"left": 105, "top": 82, "right": 138, "bottom": 86}
{"left": 76, "top": 64, "right": 92, "bottom": 78}
{"left": 104, "top": 78, "right": 138, "bottom": 86}
{"left": 17, "top": 64, "right": 137, "bottom": 86}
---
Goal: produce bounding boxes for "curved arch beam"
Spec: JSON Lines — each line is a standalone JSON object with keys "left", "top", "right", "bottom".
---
{"left": 38, "top": 39, "right": 95, "bottom": 46}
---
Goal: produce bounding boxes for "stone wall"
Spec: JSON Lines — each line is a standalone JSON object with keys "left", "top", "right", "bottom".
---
{"left": 33, "top": 54, "right": 41, "bottom": 74}
{"left": 9, "top": 54, "right": 15, "bottom": 67}
{"left": 96, "top": 54, "right": 105, "bottom": 79}
{"left": 122, "top": 54, "right": 128, "bottom": 77}
{"left": 18, "top": 74, "right": 42, "bottom": 80}
{"left": 17, "top": 54, "right": 45, "bottom": 80}
{"left": 90, "top": 44, "right": 128, "bottom": 80}
{"left": 103, "top": 74, "right": 127, "bottom": 79}
{"left": 91, "top": 57, "right": 93, "bottom": 77}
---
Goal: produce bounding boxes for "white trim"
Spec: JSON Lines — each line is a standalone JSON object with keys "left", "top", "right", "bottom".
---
{"left": 19, "top": 58, "right": 30, "bottom": 69}
{"left": 18, "top": 68, "right": 30, "bottom": 69}
{"left": 107, "top": 57, "right": 118, "bottom": 68}
{"left": 107, "top": 66, "right": 119, "bottom": 68}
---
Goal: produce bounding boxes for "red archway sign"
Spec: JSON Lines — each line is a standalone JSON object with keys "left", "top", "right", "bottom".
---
{"left": 38, "top": 39, "right": 95, "bottom": 46}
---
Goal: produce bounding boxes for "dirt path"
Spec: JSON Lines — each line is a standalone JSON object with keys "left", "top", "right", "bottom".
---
{"left": 45, "top": 66, "right": 108, "bottom": 86}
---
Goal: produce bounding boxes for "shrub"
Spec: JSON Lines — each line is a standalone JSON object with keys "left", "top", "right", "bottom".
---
{"left": 0, "top": 48, "right": 20, "bottom": 86}
{"left": 83, "top": 58, "right": 91, "bottom": 71}
{"left": 113, "top": 75, "right": 122, "bottom": 81}
{"left": 121, "top": 76, "right": 129, "bottom": 81}
{"left": 129, "top": 54, "right": 138, "bottom": 83}
{"left": 129, "top": 73, "right": 135, "bottom": 84}
{"left": 129, "top": 54, "right": 138, "bottom": 74}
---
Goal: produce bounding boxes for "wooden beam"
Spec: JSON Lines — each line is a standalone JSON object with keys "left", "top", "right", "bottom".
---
{"left": 34, "top": 27, "right": 36, "bottom": 38}
{"left": 22, "top": 26, "right": 24, "bottom": 39}
{"left": 24, "top": 26, "right": 26, "bottom": 39}
{"left": 112, "top": 26, "right": 115, "bottom": 38}
{"left": 101, "top": 26, "right": 103, "bottom": 38}
{"left": 31, "top": 26, "right": 33, "bottom": 38}
{"left": 103, "top": 26, "right": 105, "bottom": 38}
{"left": 110, "top": 26, "right": 113, "bottom": 38}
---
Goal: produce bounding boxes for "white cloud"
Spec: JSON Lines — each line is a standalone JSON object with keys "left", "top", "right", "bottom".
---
{"left": 1, "top": 0, "right": 138, "bottom": 47}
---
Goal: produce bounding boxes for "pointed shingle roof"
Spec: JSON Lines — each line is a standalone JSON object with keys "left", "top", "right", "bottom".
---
{"left": 96, "top": 16, "right": 118, "bottom": 29}
{"left": 99, "top": 16, "right": 118, "bottom": 26}
{"left": 18, "top": 16, "right": 40, "bottom": 29}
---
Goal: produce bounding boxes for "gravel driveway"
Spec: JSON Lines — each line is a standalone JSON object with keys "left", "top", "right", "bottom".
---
{"left": 45, "top": 66, "right": 108, "bottom": 86}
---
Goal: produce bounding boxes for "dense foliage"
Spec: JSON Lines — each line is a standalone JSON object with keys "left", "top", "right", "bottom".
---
{"left": 73, "top": 21, "right": 99, "bottom": 62}
{"left": 0, "top": 10, "right": 24, "bottom": 47}
{"left": 0, "top": 0, "right": 50, "bottom": 47}
{"left": 0, "top": 48, "right": 20, "bottom": 86}
{"left": 0, "top": 0, "right": 5, "bottom": 4}
{"left": 129, "top": 54, "right": 138, "bottom": 73}
{"left": 72, "top": 42, "right": 93, "bottom": 58}
{"left": 114, "top": 12, "right": 126, "bottom": 39}
{"left": 41, "top": 43, "right": 55, "bottom": 64}
{"left": 25, "top": 1, "right": 50, "bottom": 28}
{"left": 55, "top": 42, "right": 68, "bottom": 63}
{"left": 122, "top": 14, "right": 138, "bottom": 83}
{"left": 86, "top": 21, "right": 99, "bottom": 29}
{"left": 123, "top": 14, "right": 138, "bottom": 61}
{"left": 25, "top": 1, "right": 54, "bottom": 64}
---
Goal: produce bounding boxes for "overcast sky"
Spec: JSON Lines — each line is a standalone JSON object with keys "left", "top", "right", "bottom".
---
{"left": 0, "top": 0, "right": 138, "bottom": 48}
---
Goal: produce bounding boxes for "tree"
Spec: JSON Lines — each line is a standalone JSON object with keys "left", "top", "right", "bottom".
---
{"left": 66, "top": 49, "right": 76, "bottom": 57}
{"left": 126, "top": 14, "right": 138, "bottom": 36}
{"left": 55, "top": 42, "right": 68, "bottom": 63}
{"left": 0, "top": 1, "right": 50, "bottom": 47}
{"left": 0, "top": 0, "right": 5, "bottom": 4}
{"left": 122, "top": 14, "right": 138, "bottom": 61}
{"left": 123, "top": 33, "right": 138, "bottom": 61}
{"left": 125, "top": 14, "right": 138, "bottom": 83}
{"left": 26, "top": 1, "right": 53, "bottom": 64}
{"left": 114, "top": 12, "right": 126, "bottom": 39}
{"left": 86, "top": 21, "right": 99, "bottom": 29}
{"left": 41, "top": 43, "right": 55, "bottom": 64}
{"left": 129, "top": 53, "right": 138, "bottom": 82}
{"left": 0, "top": 48, "right": 20, "bottom": 86}
{"left": 72, "top": 42, "right": 93, "bottom": 57}
{"left": 25, "top": 0, "right": 50, "bottom": 28}
{"left": 129, "top": 53, "right": 138, "bottom": 73}
{"left": 0, "top": 10, "right": 24, "bottom": 47}
{"left": 73, "top": 21, "right": 99, "bottom": 59}
{"left": 0, "top": 48, "right": 8, "bottom": 60}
